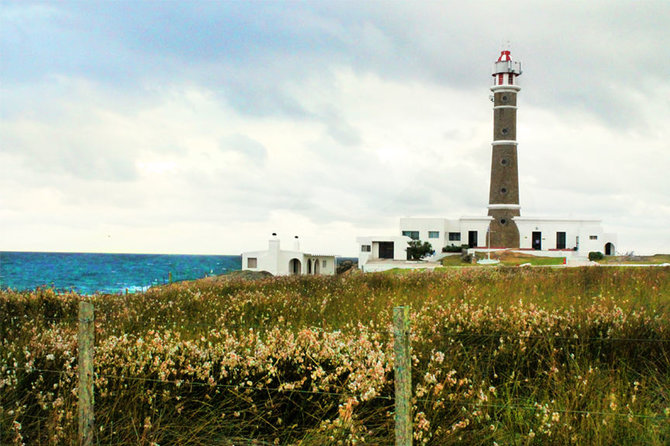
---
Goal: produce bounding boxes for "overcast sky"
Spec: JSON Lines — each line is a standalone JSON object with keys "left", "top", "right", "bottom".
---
{"left": 1, "top": 1, "right": 668, "bottom": 256}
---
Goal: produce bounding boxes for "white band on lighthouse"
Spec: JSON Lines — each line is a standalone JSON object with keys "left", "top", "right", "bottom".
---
{"left": 493, "top": 105, "right": 518, "bottom": 110}
{"left": 488, "top": 204, "right": 521, "bottom": 210}
{"left": 490, "top": 86, "right": 521, "bottom": 93}
{"left": 491, "top": 140, "right": 518, "bottom": 146}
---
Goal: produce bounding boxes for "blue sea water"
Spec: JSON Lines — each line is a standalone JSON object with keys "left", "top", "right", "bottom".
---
{"left": 0, "top": 251, "right": 241, "bottom": 295}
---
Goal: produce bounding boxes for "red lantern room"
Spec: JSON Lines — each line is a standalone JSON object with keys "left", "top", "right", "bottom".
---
{"left": 492, "top": 50, "right": 522, "bottom": 86}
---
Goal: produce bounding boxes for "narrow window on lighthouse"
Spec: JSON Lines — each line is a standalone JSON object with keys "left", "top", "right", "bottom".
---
{"left": 498, "top": 74, "right": 503, "bottom": 85}
{"left": 508, "top": 74, "right": 513, "bottom": 84}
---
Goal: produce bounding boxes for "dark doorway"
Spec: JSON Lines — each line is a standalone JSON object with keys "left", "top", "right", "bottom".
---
{"left": 378, "top": 242, "right": 394, "bottom": 259}
{"left": 556, "top": 232, "right": 566, "bottom": 249}
{"left": 468, "top": 231, "right": 478, "bottom": 248}
{"left": 532, "top": 232, "right": 542, "bottom": 250}
{"left": 605, "top": 243, "right": 615, "bottom": 256}
{"left": 289, "top": 258, "right": 302, "bottom": 275}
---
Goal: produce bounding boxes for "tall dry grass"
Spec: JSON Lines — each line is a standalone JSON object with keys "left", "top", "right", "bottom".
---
{"left": 1, "top": 267, "right": 669, "bottom": 444}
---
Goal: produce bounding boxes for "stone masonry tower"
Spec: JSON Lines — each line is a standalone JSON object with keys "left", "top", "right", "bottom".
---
{"left": 488, "top": 49, "right": 522, "bottom": 248}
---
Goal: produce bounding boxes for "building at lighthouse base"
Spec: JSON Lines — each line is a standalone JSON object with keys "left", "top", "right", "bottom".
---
{"left": 355, "top": 214, "right": 617, "bottom": 270}
{"left": 398, "top": 215, "right": 617, "bottom": 257}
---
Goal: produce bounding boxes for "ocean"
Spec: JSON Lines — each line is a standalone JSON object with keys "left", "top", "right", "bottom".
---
{"left": 0, "top": 251, "right": 241, "bottom": 295}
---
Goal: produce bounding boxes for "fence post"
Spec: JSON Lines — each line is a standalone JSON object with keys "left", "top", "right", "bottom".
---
{"left": 78, "top": 301, "right": 95, "bottom": 446}
{"left": 394, "top": 306, "right": 412, "bottom": 446}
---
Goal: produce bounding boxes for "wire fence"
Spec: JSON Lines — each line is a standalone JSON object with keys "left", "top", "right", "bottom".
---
{"left": 2, "top": 303, "right": 669, "bottom": 445}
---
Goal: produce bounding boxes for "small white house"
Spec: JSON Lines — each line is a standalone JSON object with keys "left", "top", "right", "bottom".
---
{"left": 242, "top": 234, "right": 336, "bottom": 276}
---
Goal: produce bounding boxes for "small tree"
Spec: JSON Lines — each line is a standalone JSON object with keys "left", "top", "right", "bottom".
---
{"left": 406, "top": 240, "right": 435, "bottom": 260}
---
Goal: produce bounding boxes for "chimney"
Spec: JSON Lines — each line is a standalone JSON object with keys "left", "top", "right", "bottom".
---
{"left": 269, "top": 233, "right": 280, "bottom": 254}
{"left": 293, "top": 235, "right": 300, "bottom": 252}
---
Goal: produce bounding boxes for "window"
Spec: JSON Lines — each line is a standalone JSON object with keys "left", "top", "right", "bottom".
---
{"left": 361, "top": 245, "right": 371, "bottom": 252}
{"left": 448, "top": 232, "right": 461, "bottom": 241}
{"left": 247, "top": 257, "right": 257, "bottom": 268}
{"left": 402, "top": 230, "right": 419, "bottom": 240}
{"left": 556, "top": 232, "right": 566, "bottom": 249}
{"left": 589, "top": 235, "right": 598, "bottom": 240}
{"left": 428, "top": 231, "right": 439, "bottom": 239}
{"left": 322, "top": 260, "right": 327, "bottom": 268}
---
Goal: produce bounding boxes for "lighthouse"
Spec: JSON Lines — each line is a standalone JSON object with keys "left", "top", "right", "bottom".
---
{"left": 392, "top": 48, "right": 617, "bottom": 263}
{"left": 488, "top": 49, "right": 522, "bottom": 248}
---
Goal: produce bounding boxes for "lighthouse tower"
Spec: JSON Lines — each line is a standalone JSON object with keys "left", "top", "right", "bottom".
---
{"left": 488, "top": 49, "right": 522, "bottom": 248}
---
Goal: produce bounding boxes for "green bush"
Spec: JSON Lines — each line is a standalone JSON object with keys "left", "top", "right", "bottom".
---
{"left": 589, "top": 251, "right": 605, "bottom": 261}
{"left": 406, "top": 240, "right": 434, "bottom": 260}
{"left": 442, "top": 244, "right": 465, "bottom": 253}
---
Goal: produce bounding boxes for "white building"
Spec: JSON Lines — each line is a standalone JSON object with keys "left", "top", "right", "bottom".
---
{"left": 400, "top": 216, "right": 617, "bottom": 257}
{"left": 242, "top": 234, "right": 337, "bottom": 276}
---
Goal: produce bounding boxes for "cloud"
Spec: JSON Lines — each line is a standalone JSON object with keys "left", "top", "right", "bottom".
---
{"left": 1, "top": 1, "right": 669, "bottom": 255}
{"left": 219, "top": 134, "right": 268, "bottom": 163}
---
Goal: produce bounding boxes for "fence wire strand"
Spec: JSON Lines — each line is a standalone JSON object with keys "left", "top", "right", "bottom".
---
{"left": 4, "top": 365, "right": 667, "bottom": 422}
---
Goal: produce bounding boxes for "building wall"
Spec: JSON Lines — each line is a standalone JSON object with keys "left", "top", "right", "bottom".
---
{"left": 305, "top": 255, "right": 336, "bottom": 275}
{"left": 514, "top": 218, "right": 617, "bottom": 255}
{"left": 399, "top": 218, "right": 448, "bottom": 250}
{"left": 460, "top": 218, "right": 495, "bottom": 248}
{"left": 400, "top": 217, "right": 493, "bottom": 250}
{"left": 356, "top": 236, "right": 411, "bottom": 267}
{"left": 242, "top": 250, "right": 276, "bottom": 274}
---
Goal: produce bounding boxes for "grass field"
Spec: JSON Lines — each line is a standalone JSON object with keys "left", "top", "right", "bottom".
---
{"left": 597, "top": 254, "right": 670, "bottom": 265}
{"left": 441, "top": 251, "right": 565, "bottom": 267}
{"left": 1, "top": 267, "right": 669, "bottom": 445}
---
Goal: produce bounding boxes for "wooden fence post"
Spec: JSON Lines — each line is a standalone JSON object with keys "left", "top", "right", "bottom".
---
{"left": 394, "top": 306, "right": 412, "bottom": 446}
{"left": 78, "top": 301, "right": 95, "bottom": 446}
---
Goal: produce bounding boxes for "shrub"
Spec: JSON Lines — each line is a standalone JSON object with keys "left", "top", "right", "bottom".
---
{"left": 406, "top": 240, "right": 434, "bottom": 260}
{"left": 589, "top": 251, "right": 605, "bottom": 261}
{"left": 442, "top": 244, "right": 464, "bottom": 253}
